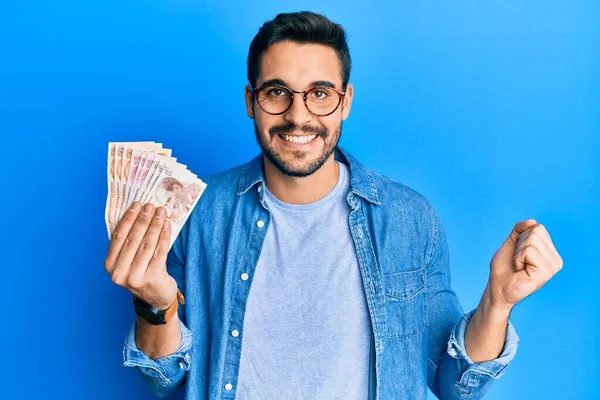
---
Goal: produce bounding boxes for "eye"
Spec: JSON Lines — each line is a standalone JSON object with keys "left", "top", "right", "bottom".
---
{"left": 310, "top": 88, "right": 330, "bottom": 99}
{"left": 265, "top": 87, "right": 287, "bottom": 97}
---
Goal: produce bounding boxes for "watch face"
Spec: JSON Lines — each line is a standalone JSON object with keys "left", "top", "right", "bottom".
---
{"left": 135, "top": 307, "right": 163, "bottom": 325}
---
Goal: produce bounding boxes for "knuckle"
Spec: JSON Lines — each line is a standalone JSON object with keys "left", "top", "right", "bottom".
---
{"left": 111, "top": 272, "right": 126, "bottom": 287}
{"left": 124, "top": 236, "right": 136, "bottom": 249}
{"left": 126, "top": 276, "right": 143, "bottom": 289}
{"left": 111, "top": 229, "right": 125, "bottom": 242}
{"left": 151, "top": 250, "right": 163, "bottom": 264}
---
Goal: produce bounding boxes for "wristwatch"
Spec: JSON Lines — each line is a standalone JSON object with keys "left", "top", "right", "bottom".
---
{"left": 133, "top": 289, "right": 186, "bottom": 325}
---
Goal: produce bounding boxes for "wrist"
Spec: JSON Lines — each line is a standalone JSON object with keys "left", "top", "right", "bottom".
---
{"left": 479, "top": 282, "right": 512, "bottom": 319}
{"left": 153, "top": 297, "right": 177, "bottom": 312}
{"left": 133, "top": 289, "right": 184, "bottom": 326}
{"left": 134, "top": 293, "right": 177, "bottom": 312}
{"left": 480, "top": 290, "right": 512, "bottom": 324}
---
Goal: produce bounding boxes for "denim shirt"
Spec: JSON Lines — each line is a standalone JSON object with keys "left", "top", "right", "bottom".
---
{"left": 122, "top": 146, "right": 520, "bottom": 399}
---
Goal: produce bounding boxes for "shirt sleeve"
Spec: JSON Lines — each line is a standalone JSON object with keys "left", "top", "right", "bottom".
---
{"left": 122, "top": 317, "right": 193, "bottom": 398}
{"left": 425, "top": 205, "right": 520, "bottom": 400}
{"left": 444, "top": 308, "right": 520, "bottom": 395}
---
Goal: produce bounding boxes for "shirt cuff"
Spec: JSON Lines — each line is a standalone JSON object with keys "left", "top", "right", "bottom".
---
{"left": 122, "top": 317, "right": 193, "bottom": 388}
{"left": 446, "top": 308, "right": 520, "bottom": 380}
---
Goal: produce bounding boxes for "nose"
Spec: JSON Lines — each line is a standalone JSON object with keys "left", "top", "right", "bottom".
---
{"left": 283, "top": 93, "right": 313, "bottom": 126}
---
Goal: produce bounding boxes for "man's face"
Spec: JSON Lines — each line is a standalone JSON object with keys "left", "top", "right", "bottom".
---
{"left": 245, "top": 41, "right": 353, "bottom": 177}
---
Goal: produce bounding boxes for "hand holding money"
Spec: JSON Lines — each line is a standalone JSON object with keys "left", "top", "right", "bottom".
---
{"left": 104, "top": 141, "right": 206, "bottom": 307}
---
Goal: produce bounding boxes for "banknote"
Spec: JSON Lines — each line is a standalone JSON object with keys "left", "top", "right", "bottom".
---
{"left": 105, "top": 142, "right": 157, "bottom": 231}
{"left": 105, "top": 141, "right": 206, "bottom": 249}
{"left": 114, "top": 142, "right": 161, "bottom": 226}
{"left": 105, "top": 143, "right": 116, "bottom": 235}
{"left": 123, "top": 147, "right": 173, "bottom": 216}
{"left": 144, "top": 163, "right": 206, "bottom": 248}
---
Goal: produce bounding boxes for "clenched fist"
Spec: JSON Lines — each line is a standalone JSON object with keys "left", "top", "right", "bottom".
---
{"left": 104, "top": 201, "right": 177, "bottom": 311}
{"left": 488, "top": 219, "right": 563, "bottom": 310}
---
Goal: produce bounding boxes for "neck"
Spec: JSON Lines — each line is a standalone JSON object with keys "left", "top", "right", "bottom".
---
{"left": 263, "top": 154, "right": 340, "bottom": 205}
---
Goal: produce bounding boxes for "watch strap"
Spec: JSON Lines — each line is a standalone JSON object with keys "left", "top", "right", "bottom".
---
{"left": 163, "top": 288, "right": 186, "bottom": 323}
{"left": 133, "top": 288, "right": 186, "bottom": 324}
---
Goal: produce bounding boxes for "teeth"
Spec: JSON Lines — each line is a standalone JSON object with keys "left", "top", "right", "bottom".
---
{"left": 282, "top": 134, "right": 317, "bottom": 144}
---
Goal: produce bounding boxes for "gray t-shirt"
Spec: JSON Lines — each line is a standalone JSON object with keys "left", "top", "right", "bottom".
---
{"left": 236, "top": 161, "right": 373, "bottom": 400}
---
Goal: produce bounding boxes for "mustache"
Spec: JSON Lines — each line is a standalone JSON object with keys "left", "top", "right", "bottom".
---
{"left": 269, "top": 122, "right": 327, "bottom": 137}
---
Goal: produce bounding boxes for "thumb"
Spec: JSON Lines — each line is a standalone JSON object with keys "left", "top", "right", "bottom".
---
{"left": 494, "top": 219, "right": 538, "bottom": 264}
{"left": 491, "top": 219, "right": 537, "bottom": 275}
{"left": 505, "top": 218, "right": 538, "bottom": 248}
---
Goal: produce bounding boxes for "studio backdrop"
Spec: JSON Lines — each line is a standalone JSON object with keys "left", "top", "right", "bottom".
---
{"left": 1, "top": 1, "right": 598, "bottom": 399}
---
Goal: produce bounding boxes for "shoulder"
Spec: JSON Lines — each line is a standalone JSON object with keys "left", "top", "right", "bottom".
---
{"left": 368, "top": 168, "right": 437, "bottom": 218}
{"left": 361, "top": 166, "right": 442, "bottom": 257}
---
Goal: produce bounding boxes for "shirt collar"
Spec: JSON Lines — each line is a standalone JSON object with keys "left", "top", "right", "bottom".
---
{"left": 237, "top": 146, "right": 382, "bottom": 206}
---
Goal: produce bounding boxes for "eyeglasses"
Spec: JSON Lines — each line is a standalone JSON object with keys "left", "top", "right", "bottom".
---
{"left": 250, "top": 84, "right": 346, "bottom": 117}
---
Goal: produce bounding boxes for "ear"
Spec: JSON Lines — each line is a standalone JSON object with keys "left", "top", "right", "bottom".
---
{"left": 341, "top": 83, "right": 354, "bottom": 121}
{"left": 244, "top": 85, "right": 255, "bottom": 119}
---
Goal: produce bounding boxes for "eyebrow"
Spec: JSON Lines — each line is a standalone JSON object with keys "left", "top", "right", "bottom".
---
{"left": 259, "top": 78, "right": 337, "bottom": 89}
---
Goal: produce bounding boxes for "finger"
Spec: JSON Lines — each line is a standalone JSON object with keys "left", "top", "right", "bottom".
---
{"left": 112, "top": 203, "right": 156, "bottom": 285}
{"left": 517, "top": 226, "right": 561, "bottom": 271}
{"left": 516, "top": 219, "right": 537, "bottom": 235}
{"left": 105, "top": 201, "right": 142, "bottom": 275}
{"left": 514, "top": 240, "right": 556, "bottom": 280}
{"left": 516, "top": 225, "right": 540, "bottom": 249}
{"left": 514, "top": 242, "right": 543, "bottom": 273}
{"left": 533, "top": 224, "right": 562, "bottom": 266}
{"left": 128, "top": 207, "right": 168, "bottom": 286}
{"left": 515, "top": 226, "right": 538, "bottom": 259}
{"left": 147, "top": 219, "right": 171, "bottom": 273}
{"left": 506, "top": 219, "right": 537, "bottom": 247}
{"left": 535, "top": 223, "right": 552, "bottom": 242}
{"left": 520, "top": 234, "right": 556, "bottom": 271}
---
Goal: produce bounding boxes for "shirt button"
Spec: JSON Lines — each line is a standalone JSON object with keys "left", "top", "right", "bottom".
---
{"left": 231, "top": 330, "right": 239, "bottom": 337}
{"left": 448, "top": 347, "right": 458, "bottom": 358}
{"left": 178, "top": 361, "right": 184, "bottom": 369}
{"left": 224, "top": 383, "right": 233, "bottom": 391}
{"left": 256, "top": 220, "right": 265, "bottom": 228}
{"left": 241, "top": 273, "right": 249, "bottom": 281}
{"left": 257, "top": 186, "right": 262, "bottom": 193}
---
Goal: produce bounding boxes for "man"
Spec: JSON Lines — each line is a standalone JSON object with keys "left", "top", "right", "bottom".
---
{"left": 105, "top": 11, "right": 563, "bottom": 399}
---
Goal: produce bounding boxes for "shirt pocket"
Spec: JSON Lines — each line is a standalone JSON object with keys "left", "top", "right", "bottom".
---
{"left": 382, "top": 268, "right": 427, "bottom": 341}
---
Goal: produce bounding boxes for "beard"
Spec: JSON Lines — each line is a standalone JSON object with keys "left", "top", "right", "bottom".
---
{"left": 253, "top": 120, "right": 342, "bottom": 178}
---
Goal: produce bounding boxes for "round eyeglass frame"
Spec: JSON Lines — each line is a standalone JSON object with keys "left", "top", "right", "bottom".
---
{"left": 250, "top": 84, "right": 346, "bottom": 117}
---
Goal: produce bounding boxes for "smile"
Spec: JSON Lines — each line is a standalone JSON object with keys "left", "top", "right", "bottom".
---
{"left": 278, "top": 134, "right": 318, "bottom": 145}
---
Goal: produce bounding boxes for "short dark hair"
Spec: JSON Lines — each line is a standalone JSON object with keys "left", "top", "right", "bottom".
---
{"left": 247, "top": 11, "right": 351, "bottom": 91}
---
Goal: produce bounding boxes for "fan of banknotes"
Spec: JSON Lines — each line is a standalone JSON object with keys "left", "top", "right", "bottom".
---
{"left": 105, "top": 141, "right": 207, "bottom": 248}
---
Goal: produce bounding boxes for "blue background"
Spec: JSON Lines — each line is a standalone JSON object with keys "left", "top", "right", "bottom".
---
{"left": 1, "top": 1, "right": 598, "bottom": 399}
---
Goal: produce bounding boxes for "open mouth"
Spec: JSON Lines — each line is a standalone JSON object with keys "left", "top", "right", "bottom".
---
{"left": 278, "top": 134, "right": 318, "bottom": 145}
